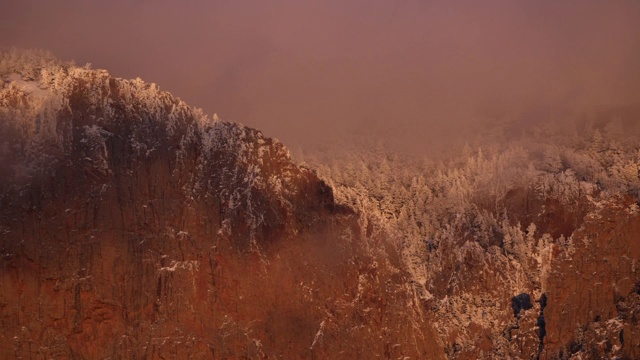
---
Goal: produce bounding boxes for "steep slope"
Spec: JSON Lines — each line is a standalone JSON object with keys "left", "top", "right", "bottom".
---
{"left": 0, "top": 50, "right": 443, "bottom": 359}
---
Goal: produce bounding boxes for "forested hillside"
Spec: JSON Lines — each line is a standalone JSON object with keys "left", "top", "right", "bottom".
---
{"left": 297, "top": 113, "right": 640, "bottom": 358}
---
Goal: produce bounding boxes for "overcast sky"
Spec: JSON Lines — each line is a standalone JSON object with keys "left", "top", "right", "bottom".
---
{"left": 2, "top": 0, "right": 640, "bottom": 151}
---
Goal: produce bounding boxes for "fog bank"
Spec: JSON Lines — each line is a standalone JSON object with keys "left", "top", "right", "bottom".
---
{"left": 2, "top": 0, "right": 640, "bottom": 151}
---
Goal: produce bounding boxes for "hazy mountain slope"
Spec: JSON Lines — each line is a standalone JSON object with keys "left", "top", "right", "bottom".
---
{"left": 297, "top": 115, "right": 640, "bottom": 358}
{"left": 0, "top": 50, "right": 443, "bottom": 359}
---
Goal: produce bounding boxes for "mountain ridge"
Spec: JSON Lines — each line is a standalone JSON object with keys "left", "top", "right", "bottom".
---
{"left": 2, "top": 49, "right": 640, "bottom": 359}
{"left": 0, "top": 49, "right": 444, "bottom": 359}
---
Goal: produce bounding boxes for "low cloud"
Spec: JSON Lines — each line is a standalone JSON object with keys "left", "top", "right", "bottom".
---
{"left": 2, "top": 0, "right": 639, "bottom": 152}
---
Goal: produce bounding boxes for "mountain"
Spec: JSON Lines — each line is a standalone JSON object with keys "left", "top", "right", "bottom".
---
{"left": 1, "top": 49, "right": 640, "bottom": 359}
{"left": 0, "top": 50, "right": 442, "bottom": 359}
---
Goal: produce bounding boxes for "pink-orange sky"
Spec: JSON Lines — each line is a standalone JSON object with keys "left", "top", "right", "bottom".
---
{"left": 2, "top": 0, "right": 640, "bottom": 150}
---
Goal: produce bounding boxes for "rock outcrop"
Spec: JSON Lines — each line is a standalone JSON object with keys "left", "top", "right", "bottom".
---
{"left": 0, "top": 50, "right": 443, "bottom": 359}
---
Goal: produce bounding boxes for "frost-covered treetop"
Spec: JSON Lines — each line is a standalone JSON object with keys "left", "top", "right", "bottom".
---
{"left": 0, "top": 48, "right": 215, "bottom": 133}
{"left": 0, "top": 48, "right": 71, "bottom": 80}
{"left": 0, "top": 49, "right": 206, "bottom": 176}
{"left": 0, "top": 49, "right": 296, "bottom": 191}
{"left": 1, "top": 49, "right": 309, "bottom": 234}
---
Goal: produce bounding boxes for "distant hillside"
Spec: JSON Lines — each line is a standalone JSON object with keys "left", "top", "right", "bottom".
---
{"left": 298, "top": 101, "right": 640, "bottom": 358}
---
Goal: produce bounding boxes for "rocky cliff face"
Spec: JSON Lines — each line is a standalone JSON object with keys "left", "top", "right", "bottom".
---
{"left": 0, "top": 51, "right": 442, "bottom": 359}
{"left": 2, "top": 50, "right": 640, "bottom": 359}
{"left": 426, "top": 193, "right": 640, "bottom": 359}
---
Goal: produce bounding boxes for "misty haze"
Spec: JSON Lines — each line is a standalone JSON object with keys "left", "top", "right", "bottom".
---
{"left": 1, "top": 1, "right": 640, "bottom": 359}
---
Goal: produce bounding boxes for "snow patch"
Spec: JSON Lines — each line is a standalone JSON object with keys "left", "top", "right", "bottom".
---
{"left": 158, "top": 260, "right": 200, "bottom": 273}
